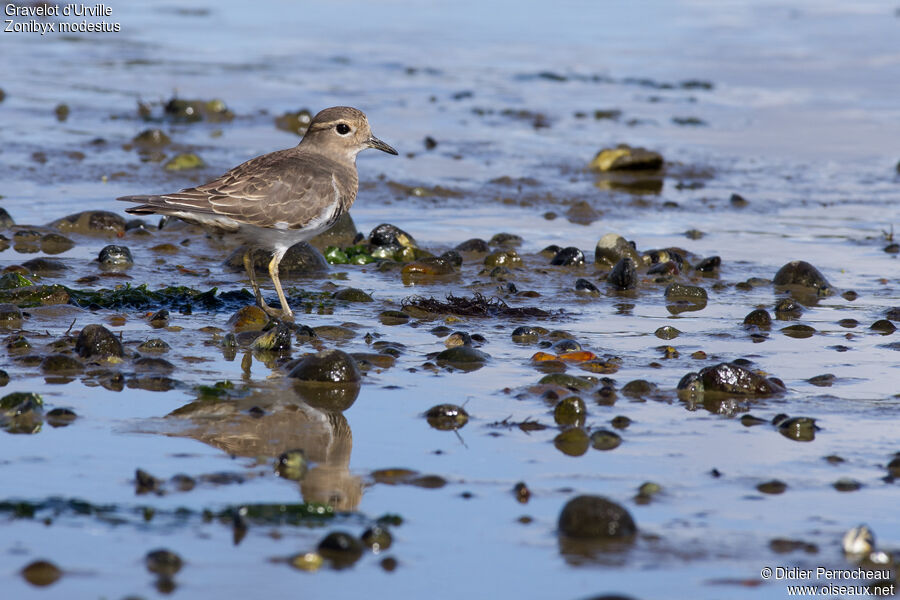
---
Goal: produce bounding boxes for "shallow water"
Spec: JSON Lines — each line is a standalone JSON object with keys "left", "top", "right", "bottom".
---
{"left": 2, "top": 1, "right": 900, "bottom": 599}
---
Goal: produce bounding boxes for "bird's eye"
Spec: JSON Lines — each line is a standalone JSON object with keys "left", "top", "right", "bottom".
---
{"left": 335, "top": 123, "right": 351, "bottom": 135}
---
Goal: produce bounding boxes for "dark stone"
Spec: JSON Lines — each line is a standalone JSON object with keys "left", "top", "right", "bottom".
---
{"left": 435, "top": 346, "right": 490, "bottom": 371}
{"left": 511, "top": 326, "right": 545, "bottom": 343}
{"left": 684, "top": 362, "right": 785, "bottom": 396}
{"left": 729, "top": 193, "right": 748, "bottom": 207}
{"left": 40, "top": 354, "right": 84, "bottom": 375}
{"left": 695, "top": 256, "right": 721, "bottom": 273}
{"left": 774, "top": 298, "right": 803, "bottom": 318}
{"left": 558, "top": 495, "right": 636, "bottom": 539}
{"left": 550, "top": 247, "right": 585, "bottom": 266}
{"left": 575, "top": 278, "right": 600, "bottom": 293}
{"left": 332, "top": 288, "right": 374, "bottom": 302}
{"left": 49, "top": 211, "right": 126, "bottom": 236}
{"left": 145, "top": 549, "right": 183, "bottom": 577}
{"left": 134, "top": 357, "right": 175, "bottom": 373}
{"left": 665, "top": 283, "right": 707, "bottom": 302}
{"left": 0, "top": 208, "right": 14, "bottom": 229}
{"left": 0, "top": 303, "right": 23, "bottom": 326}
{"left": 98, "top": 245, "right": 133, "bottom": 268}
{"left": 594, "top": 234, "right": 640, "bottom": 267}
{"left": 40, "top": 233, "right": 74, "bottom": 254}
{"left": 251, "top": 323, "right": 292, "bottom": 352}
{"left": 440, "top": 250, "right": 463, "bottom": 267}
{"left": 226, "top": 242, "right": 328, "bottom": 276}
{"left": 309, "top": 212, "right": 358, "bottom": 250}
{"left": 75, "top": 324, "right": 124, "bottom": 360}
{"left": 318, "top": 531, "right": 364, "bottom": 568}
{"left": 743, "top": 309, "right": 772, "bottom": 329}
{"left": 455, "top": 238, "right": 490, "bottom": 253}
{"left": 425, "top": 403, "right": 469, "bottom": 430}
{"left": 369, "top": 223, "right": 417, "bottom": 248}
{"left": 773, "top": 260, "right": 834, "bottom": 297}
{"left": 490, "top": 232, "right": 523, "bottom": 247}
{"left": 21, "top": 258, "right": 67, "bottom": 276}
{"left": 607, "top": 257, "right": 637, "bottom": 290}
{"left": 288, "top": 349, "right": 361, "bottom": 383}
{"left": 870, "top": 319, "right": 896, "bottom": 335}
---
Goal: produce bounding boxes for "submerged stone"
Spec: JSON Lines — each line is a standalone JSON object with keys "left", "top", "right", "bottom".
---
{"left": 680, "top": 362, "right": 785, "bottom": 397}
{"left": 288, "top": 349, "right": 361, "bottom": 383}
{"left": 435, "top": 346, "right": 490, "bottom": 371}
{"left": 98, "top": 245, "right": 133, "bottom": 268}
{"left": 558, "top": 495, "right": 637, "bottom": 539}
{"left": 589, "top": 144, "right": 663, "bottom": 172}
{"left": 318, "top": 531, "right": 363, "bottom": 569}
{"left": 425, "top": 403, "right": 469, "bottom": 430}
{"left": 50, "top": 211, "right": 126, "bottom": 237}
{"left": 370, "top": 223, "right": 417, "bottom": 248}
{"left": 607, "top": 257, "right": 637, "bottom": 290}
{"left": 773, "top": 260, "right": 834, "bottom": 297}
{"left": 594, "top": 234, "right": 641, "bottom": 268}
{"left": 75, "top": 324, "right": 124, "bottom": 360}
{"left": 550, "top": 247, "right": 585, "bottom": 266}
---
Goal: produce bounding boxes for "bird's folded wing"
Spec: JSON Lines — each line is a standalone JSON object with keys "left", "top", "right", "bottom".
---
{"left": 119, "top": 152, "right": 345, "bottom": 229}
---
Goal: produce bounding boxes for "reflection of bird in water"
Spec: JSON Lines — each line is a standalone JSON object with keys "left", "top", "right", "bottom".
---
{"left": 165, "top": 382, "right": 362, "bottom": 511}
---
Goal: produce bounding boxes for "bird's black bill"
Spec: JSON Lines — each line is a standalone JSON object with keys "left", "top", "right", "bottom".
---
{"left": 368, "top": 136, "right": 398, "bottom": 155}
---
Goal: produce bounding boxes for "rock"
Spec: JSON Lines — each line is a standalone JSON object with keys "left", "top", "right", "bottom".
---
{"left": 554, "top": 428, "right": 590, "bottom": 456}
{"left": 20, "top": 560, "right": 62, "bottom": 587}
{"left": 550, "top": 247, "right": 585, "bottom": 266}
{"left": 594, "top": 234, "right": 641, "bottom": 267}
{"left": 484, "top": 250, "right": 522, "bottom": 268}
{"left": 226, "top": 242, "right": 328, "bottom": 275}
{"left": 49, "top": 211, "right": 126, "bottom": 237}
{"left": 743, "top": 309, "right": 772, "bottom": 329}
{"left": 369, "top": 223, "right": 417, "bottom": 248}
{"left": 435, "top": 346, "right": 490, "bottom": 371}
{"left": 554, "top": 396, "right": 586, "bottom": 427}
{"left": 132, "top": 128, "right": 171, "bottom": 147}
{"left": 21, "top": 258, "right": 67, "bottom": 276}
{"left": 565, "top": 201, "right": 601, "bottom": 225}
{"left": 0, "top": 303, "right": 24, "bottom": 327}
{"left": 425, "top": 404, "right": 469, "bottom": 430}
{"left": 455, "top": 238, "right": 490, "bottom": 253}
{"left": 75, "top": 324, "right": 124, "bottom": 360}
{"left": 274, "top": 108, "right": 312, "bottom": 135}
{"left": 591, "top": 429, "right": 622, "bottom": 451}
{"left": 575, "top": 278, "right": 600, "bottom": 294}
{"left": 317, "top": 531, "right": 363, "bottom": 569}
{"left": 401, "top": 257, "right": 456, "bottom": 277}
{"left": 40, "top": 354, "right": 84, "bottom": 375}
{"left": 679, "top": 362, "right": 785, "bottom": 397}
{"left": 511, "top": 326, "right": 546, "bottom": 343}
{"left": 164, "top": 153, "right": 205, "bottom": 171}
{"left": 227, "top": 306, "right": 268, "bottom": 332}
{"left": 98, "top": 245, "right": 134, "bottom": 268}
{"left": 665, "top": 283, "right": 707, "bottom": 302}
{"left": 40, "top": 233, "right": 74, "bottom": 254}
{"left": 251, "top": 323, "right": 292, "bottom": 352}
{"left": 332, "top": 288, "right": 373, "bottom": 302}
{"left": 558, "top": 495, "right": 637, "bottom": 539}
{"left": 773, "top": 261, "right": 834, "bottom": 297}
{"left": 0, "top": 273, "right": 32, "bottom": 290}
{"left": 309, "top": 212, "right": 358, "bottom": 250}
{"left": 607, "top": 257, "right": 637, "bottom": 290}
{"left": 0, "top": 208, "right": 15, "bottom": 229}
{"left": 288, "top": 349, "right": 361, "bottom": 383}
{"left": 164, "top": 97, "right": 233, "bottom": 122}
{"left": 490, "top": 232, "right": 523, "bottom": 247}
{"left": 695, "top": 256, "right": 721, "bottom": 273}
{"left": 145, "top": 549, "right": 182, "bottom": 578}
{"left": 589, "top": 144, "right": 663, "bottom": 172}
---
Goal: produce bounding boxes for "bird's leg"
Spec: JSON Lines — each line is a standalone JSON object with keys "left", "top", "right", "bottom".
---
{"left": 242, "top": 248, "right": 272, "bottom": 311}
{"left": 267, "top": 250, "right": 294, "bottom": 322}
